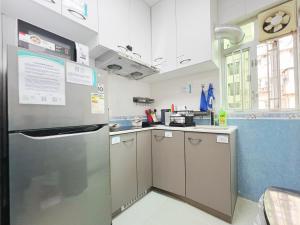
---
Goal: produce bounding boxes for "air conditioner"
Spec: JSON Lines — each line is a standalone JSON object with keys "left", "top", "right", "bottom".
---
{"left": 258, "top": 0, "right": 297, "bottom": 42}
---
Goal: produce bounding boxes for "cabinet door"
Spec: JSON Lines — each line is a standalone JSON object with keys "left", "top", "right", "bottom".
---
{"left": 110, "top": 133, "right": 137, "bottom": 213}
{"left": 151, "top": 0, "right": 177, "bottom": 73}
{"left": 98, "top": 0, "right": 130, "bottom": 53}
{"left": 129, "top": 0, "right": 151, "bottom": 65}
{"left": 33, "top": 0, "right": 62, "bottom": 13}
{"left": 152, "top": 130, "right": 185, "bottom": 196}
{"left": 176, "top": 0, "right": 212, "bottom": 69}
{"left": 185, "top": 132, "right": 231, "bottom": 215}
{"left": 62, "top": 0, "right": 98, "bottom": 32}
{"left": 137, "top": 131, "right": 152, "bottom": 195}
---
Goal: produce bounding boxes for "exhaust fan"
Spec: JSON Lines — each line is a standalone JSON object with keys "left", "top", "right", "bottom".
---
{"left": 258, "top": 1, "right": 296, "bottom": 42}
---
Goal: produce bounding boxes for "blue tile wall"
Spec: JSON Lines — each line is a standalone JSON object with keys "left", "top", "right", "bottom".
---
{"left": 110, "top": 117, "right": 300, "bottom": 202}
{"left": 228, "top": 119, "right": 300, "bottom": 201}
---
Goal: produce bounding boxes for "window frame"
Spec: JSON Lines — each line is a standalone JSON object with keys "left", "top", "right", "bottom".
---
{"left": 221, "top": 19, "right": 299, "bottom": 113}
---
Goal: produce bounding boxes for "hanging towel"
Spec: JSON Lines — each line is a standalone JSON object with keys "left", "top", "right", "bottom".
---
{"left": 200, "top": 87, "right": 208, "bottom": 112}
{"left": 207, "top": 83, "right": 215, "bottom": 110}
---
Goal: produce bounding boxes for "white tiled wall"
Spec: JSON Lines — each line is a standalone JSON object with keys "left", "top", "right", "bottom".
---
{"left": 150, "top": 69, "right": 221, "bottom": 117}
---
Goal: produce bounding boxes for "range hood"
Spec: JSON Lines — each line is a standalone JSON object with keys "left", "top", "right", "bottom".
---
{"left": 95, "top": 47, "right": 159, "bottom": 80}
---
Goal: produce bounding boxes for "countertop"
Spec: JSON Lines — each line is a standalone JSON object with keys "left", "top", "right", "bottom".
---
{"left": 109, "top": 125, "right": 237, "bottom": 136}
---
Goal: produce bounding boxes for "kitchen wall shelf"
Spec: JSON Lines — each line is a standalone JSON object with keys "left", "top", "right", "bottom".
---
{"left": 133, "top": 97, "right": 155, "bottom": 104}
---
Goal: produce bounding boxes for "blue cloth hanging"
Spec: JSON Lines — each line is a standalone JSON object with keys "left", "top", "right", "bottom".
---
{"left": 207, "top": 83, "right": 215, "bottom": 110}
{"left": 200, "top": 87, "right": 208, "bottom": 112}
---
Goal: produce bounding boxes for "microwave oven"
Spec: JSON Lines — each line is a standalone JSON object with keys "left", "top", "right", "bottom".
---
{"left": 18, "top": 20, "right": 77, "bottom": 61}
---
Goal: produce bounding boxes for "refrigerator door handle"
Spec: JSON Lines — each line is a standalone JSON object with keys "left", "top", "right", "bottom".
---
{"left": 18, "top": 125, "right": 105, "bottom": 140}
{"left": 18, "top": 131, "right": 98, "bottom": 140}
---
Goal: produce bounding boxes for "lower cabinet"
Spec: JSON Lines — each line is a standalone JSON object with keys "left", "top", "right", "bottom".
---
{"left": 110, "top": 133, "right": 137, "bottom": 213}
{"left": 137, "top": 130, "right": 152, "bottom": 195}
{"left": 152, "top": 130, "right": 185, "bottom": 196}
{"left": 185, "top": 132, "right": 236, "bottom": 218}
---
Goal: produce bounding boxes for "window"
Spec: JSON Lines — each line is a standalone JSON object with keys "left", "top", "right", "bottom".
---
{"left": 257, "top": 35, "right": 297, "bottom": 110}
{"left": 222, "top": 20, "right": 298, "bottom": 112}
{"left": 225, "top": 49, "right": 251, "bottom": 110}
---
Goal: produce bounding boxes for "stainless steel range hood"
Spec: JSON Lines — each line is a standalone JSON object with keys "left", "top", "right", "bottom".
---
{"left": 94, "top": 47, "right": 159, "bottom": 80}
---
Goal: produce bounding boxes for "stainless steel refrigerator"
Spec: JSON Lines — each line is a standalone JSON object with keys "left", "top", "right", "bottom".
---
{"left": 5, "top": 46, "right": 112, "bottom": 225}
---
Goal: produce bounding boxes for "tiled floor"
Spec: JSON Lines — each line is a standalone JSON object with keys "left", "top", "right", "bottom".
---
{"left": 112, "top": 191, "right": 258, "bottom": 225}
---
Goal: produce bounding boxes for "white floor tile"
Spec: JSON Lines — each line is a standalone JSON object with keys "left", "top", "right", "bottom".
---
{"left": 112, "top": 191, "right": 258, "bottom": 225}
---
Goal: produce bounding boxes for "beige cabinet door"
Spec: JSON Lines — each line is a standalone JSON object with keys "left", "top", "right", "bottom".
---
{"left": 185, "top": 132, "right": 231, "bottom": 215}
{"left": 152, "top": 130, "right": 185, "bottom": 196}
{"left": 137, "top": 130, "right": 152, "bottom": 195}
{"left": 110, "top": 133, "right": 137, "bottom": 213}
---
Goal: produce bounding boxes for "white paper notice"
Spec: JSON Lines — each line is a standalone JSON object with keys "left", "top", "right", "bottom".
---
{"left": 18, "top": 50, "right": 66, "bottom": 105}
{"left": 66, "top": 61, "right": 96, "bottom": 86}
{"left": 91, "top": 93, "right": 105, "bottom": 114}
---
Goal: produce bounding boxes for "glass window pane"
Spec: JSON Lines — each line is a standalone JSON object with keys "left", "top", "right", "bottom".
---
{"left": 279, "top": 35, "right": 296, "bottom": 109}
{"left": 257, "top": 44, "right": 269, "bottom": 109}
{"left": 257, "top": 34, "right": 296, "bottom": 111}
{"left": 225, "top": 49, "right": 251, "bottom": 111}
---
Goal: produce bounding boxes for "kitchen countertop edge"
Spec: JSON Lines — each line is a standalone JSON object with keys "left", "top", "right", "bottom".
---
{"left": 109, "top": 125, "right": 237, "bottom": 136}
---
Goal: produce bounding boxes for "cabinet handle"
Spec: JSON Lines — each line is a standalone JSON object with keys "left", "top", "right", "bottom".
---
{"left": 154, "top": 135, "right": 165, "bottom": 141}
{"left": 154, "top": 57, "right": 163, "bottom": 62}
{"left": 188, "top": 137, "right": 202, "bottom": 145}
{"left": 133, "top": 52, "right": 142, "bottom": 59}
{"left": 180, "top": 59, "right": 191, "bottom": 65}
{"left": 67, "top": 9, "right": 86, "bottom": 20}
{"left": 122, "top": 138, "right": 135, "bottom": 143}
{"left": 43, "top": 0, "right": 56, "bottom": 3}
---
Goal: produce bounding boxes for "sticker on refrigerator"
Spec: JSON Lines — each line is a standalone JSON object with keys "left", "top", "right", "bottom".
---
{"left": 18, "top": 50, "right": 66, "bottom": 105}
{"left": 91, "top": 93, "right": 105, "bottom": 114}
{"left": 75, "top": 42, "right": 89, "bottom": 66}
{"left": 66, "top": 62, "right": 96, "bottom": 86}
{"left": 97, "top": 84, "right": 104, "bottom": 95}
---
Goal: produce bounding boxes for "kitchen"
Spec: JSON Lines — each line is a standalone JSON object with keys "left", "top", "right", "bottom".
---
{"left": 1, "top": 0, "right": 300, "bottom": 225}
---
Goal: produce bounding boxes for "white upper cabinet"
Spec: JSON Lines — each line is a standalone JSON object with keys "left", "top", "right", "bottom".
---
{"left": 62, "top": 0, "right": 98, "bottom": 32}
{"left": 176, "top": 0, "right": 213, "bottom": 69}
{"left": 33, "top": 0, "right": 62, "bottom": 13}
{"left": 151, "top": 0, "right": 177, "bottom": 73}
{"left": 129, "top": 0, "right": 151, "bottom": 65}
{"left": 97, "top": 0, "right": 151, "bottom": 65}
{"left": 98, "top": 0, "right": 130, "bottom": 53}
{"left": 149, "top": 0, "right": 218, "bottom": 79}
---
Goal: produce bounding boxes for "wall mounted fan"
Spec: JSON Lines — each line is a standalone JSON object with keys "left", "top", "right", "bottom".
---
{"left": 258, "top": 1, "right": 296, "bottom": 42}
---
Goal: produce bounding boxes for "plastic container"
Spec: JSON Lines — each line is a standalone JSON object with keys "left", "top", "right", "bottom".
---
{"left": 218, "top": 108, "right": 228, "bottom": 127}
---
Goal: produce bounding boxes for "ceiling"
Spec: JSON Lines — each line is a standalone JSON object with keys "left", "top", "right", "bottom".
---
{"left": 144, "top": 0, "right": 160, "bottom": 6}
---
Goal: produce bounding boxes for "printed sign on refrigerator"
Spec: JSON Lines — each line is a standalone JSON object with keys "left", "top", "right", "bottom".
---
{"left": 18, "top": 50, "right": 66, "bottom": 105}
{"left": 91, "top": 93, "right": 105, "bottom": 114}
{"left": 66, "top": 61, "right": 96, "bottom": 86}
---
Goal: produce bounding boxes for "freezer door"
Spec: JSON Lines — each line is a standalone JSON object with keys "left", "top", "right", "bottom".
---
{"left": 9, "top": 125, "right": 111, "bottom": 225}
{"left": 7, "top": 46, "right": 109, "bottom": 131}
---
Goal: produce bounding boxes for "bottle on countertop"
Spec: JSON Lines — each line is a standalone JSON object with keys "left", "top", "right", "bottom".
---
{"left": 218, "top": 108, "right": 228, "bottom": 127}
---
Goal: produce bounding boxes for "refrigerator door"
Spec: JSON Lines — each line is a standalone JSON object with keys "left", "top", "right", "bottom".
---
{"left": 7, "top": 46, "right": 109, "bottom": 131}
{"left": 9, "top": 125, "right": 111, "bottom": 225}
